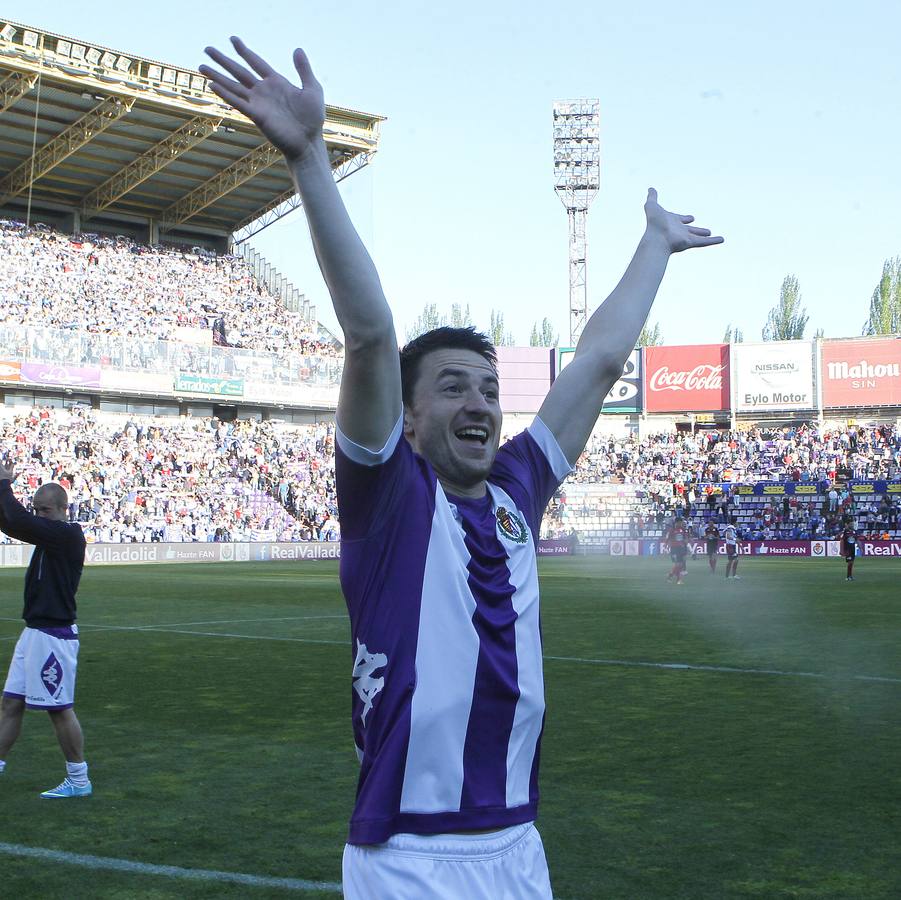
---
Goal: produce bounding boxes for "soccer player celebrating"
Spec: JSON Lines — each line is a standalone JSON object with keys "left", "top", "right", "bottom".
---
{"left": 0, "top": 464, "right": 90, "bottom": 798}
{"left": 200, "top": 37, "right": 722, "bottom": 897}
{"left": 704, "top": 521, "right": 720, "bottom": 573}
{"left": 840, "top": 520, "right": 858, "bottom": 581}
{"left": 723, "top": 520, "right": 740, "bottom": 579}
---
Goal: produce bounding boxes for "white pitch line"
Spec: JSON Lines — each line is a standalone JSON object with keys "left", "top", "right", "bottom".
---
{"left": 12, "top": 618, "right": 901, "bottom": 686}
{"left": 543, "top": 654, "right": 901, "bottom": 685}
{"left": 84, "top": 623, "right": 346, "bottom": 646}
{"left": 94, "top": 614, "right": 347, "bottom": 630}
{"left": 0, "top": 841, "right": 341, "bottom": 892}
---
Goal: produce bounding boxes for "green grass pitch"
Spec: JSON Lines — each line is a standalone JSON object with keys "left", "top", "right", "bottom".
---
{"left": 1, "top": 555, "right": 899, "bottom": 899}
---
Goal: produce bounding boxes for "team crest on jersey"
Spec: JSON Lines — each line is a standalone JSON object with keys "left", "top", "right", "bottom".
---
{"left": 496, "top": 506, "right": 528, "bottom": 544}
{"left": 41, "top": 652, "right": 63, "bottom": 698}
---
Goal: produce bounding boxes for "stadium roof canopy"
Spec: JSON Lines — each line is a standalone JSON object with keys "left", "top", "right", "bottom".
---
{"left": 0, "top": 20, "right": 383, "bottom": 246}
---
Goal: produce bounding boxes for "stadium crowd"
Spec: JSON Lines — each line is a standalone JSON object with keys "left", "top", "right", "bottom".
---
{"left": 570, "top": 422, "right": 901, "bottom": 487}
{"left": 546, "top": 422, "right": 901, "bottom": 542}
{"left": 0, "top": 406, "right": 898, "bottom": 545}
{"left": 0, "top": 220, "right": 338, "bottom": 359}
{"left": 0, "top": 406, "right": 338, "bottom": 544}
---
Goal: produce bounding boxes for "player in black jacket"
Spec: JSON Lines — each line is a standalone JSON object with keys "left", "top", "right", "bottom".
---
{"left": 0, "top": 465, "right": 90, "bottom": 798}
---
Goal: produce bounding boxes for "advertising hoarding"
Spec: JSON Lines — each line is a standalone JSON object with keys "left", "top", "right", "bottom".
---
{"left": 733, "top": 341, "right": 815, "bottom": 412}
{"left": 557, "top": 348, "right": 642, "bottom": 413}
{"left": 0, "top": 360, "right": 21, "bottom": 382}
{"left": 603, "top": 348, "right": 642, "bottom": 412}
{"left": 173, "top": 373, "right": 244, "bottom": 397}
{"left": 100, "top": 369, "right": 172, "bottom": 394}
{"left": 821, "top": 338, "right": 901, "bottom": 408}
{"left": 0, "top": 542, "right": 341, "bottom": 568}
{"left": 644, "top": 344, "right": 730, "bottom": 412}
{"left": 21, "top": 362, "right": 101, "bottom": 388}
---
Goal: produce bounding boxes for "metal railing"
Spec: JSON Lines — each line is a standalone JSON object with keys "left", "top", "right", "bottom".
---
{"left": 0, "top": 323, "right": 344, "bottom": 388}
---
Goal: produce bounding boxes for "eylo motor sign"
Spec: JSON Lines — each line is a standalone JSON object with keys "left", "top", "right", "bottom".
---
{"left": 821, "top": 338, "right": 901, "bottom": 408}
{"left": 644, "top": 344, "right": 730, "bottom": 412}
{"left": 734, "top": 341, "right": 815, "bottom": 412}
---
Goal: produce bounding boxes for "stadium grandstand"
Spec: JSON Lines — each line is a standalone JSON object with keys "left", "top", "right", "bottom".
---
{"left": 0, "top": 20, "right": 382, "bottom": 411}
{"left": 0, "top": 19, "right": 899, "bottom": 562}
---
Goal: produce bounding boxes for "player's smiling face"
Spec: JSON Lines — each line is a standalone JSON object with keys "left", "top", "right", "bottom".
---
{"left": 403, "top": 348, "right": 502, "bottom": 498}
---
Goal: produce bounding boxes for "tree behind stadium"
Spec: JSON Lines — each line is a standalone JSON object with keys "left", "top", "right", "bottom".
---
{"left": 861, "top": 257, "right": 901, "bottom": 335}
{"left": 529, "top": 318, "right": 558, "bottom": 347}
{"left": 405, "top": 302, "right": 473, "bottom": 341}
{"left": 762, "top": 274, "right": 809, "bottom": 340}
{"left": 637, "top": 322, "right": 663, "bottom": 346}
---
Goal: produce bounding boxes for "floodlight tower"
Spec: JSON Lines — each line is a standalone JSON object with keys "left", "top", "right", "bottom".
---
{"left": 553, "top": 99, "right": 600, "bottom": 345}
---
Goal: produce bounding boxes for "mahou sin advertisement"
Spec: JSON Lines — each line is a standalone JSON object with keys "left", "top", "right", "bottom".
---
{"left": 644, "top": 344, "right": 730, "bottom": 412}
{"left": 821, "top": 338, "right": 901, "bottom": 408}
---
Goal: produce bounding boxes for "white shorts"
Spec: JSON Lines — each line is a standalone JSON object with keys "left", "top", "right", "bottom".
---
{"left": 342, "top": 822, "right": 553, "bottom": 900}
{"left": 3, "top": 625, "right": 80, "bottom": 710}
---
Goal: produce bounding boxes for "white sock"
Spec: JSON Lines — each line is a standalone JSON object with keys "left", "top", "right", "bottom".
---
{"left": 66, "top": 761, "right": 89, "bottom": 786}
{"left": 0, "top": 759, "right": 6, "bottom": 773}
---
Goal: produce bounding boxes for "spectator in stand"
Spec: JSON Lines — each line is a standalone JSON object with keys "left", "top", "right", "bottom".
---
{"left": 0, "top": 407, "right": 338, "bottom": 546}
{"left": 0, "top": 220, "right": 345, "bottom": 400}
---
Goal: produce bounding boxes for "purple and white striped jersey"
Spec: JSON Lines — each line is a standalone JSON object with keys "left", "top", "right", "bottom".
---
{"left": 336, "top": 415, "right": 572, "bottom": 845}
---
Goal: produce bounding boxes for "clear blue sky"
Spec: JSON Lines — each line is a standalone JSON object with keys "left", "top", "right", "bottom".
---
{"left": 9, "top": 1, "right": 901, "bottom": 346}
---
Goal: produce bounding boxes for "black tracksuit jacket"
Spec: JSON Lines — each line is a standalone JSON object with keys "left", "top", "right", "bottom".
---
{"left": 0, "top": 480, "right": 86, "bottom": 628}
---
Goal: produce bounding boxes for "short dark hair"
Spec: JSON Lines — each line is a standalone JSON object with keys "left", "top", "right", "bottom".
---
{"left": 399, "top": 326, "right": 497, "bottom": 407}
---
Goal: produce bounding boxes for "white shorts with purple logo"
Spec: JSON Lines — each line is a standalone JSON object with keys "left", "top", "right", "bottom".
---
{"left": 342, "top": 822, "right": 553, "bottom": 900}
{"left": 3, "top": 625, "right": 79, "bottom": 710}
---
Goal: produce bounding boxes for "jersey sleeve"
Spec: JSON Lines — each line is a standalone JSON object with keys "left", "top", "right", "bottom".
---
{"left": 335, "top": 414, "right": 417, "bottom": 542}
{"left": 489, "top": 416, "right": 574, "bottom": 536}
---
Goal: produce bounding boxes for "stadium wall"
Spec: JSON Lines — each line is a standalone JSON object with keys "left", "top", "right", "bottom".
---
{"left": 2, "top": 537, "right": 898, "bottom": 568}
{"left": 495, "top": 347, "right": 555, "bottom": 414}
{"left": 1, "top": 322, "right": 898, "bottom": 420}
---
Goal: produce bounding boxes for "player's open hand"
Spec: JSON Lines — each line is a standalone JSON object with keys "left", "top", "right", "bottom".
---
{"left": 0, "top": 461, "right": 14, "bottom": 482}
{"left": 644, "top": 188, "right": 723, "bottom": 254}
{"left": 200, "top": 38, "right": 325, "bottom": 164}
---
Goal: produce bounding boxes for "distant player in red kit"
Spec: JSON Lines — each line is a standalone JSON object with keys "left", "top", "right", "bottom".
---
{"left": 666, "top": 518, "right": 688, "bottom": 584}
{"left": 704, "top": 522, "right": 720, "bottom": 573}
{"left": 840, "top": 522, "right": 858, "bottom": 581}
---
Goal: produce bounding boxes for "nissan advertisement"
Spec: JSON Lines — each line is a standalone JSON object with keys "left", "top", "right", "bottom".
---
{"left": 643, "top": 344, "right": 730, "bottom": 413}
{"left": 821, "top": 338, "right": 901, "bottom": 408}
{"left": 733, "top": 341, "right": 815, "bottom": 412}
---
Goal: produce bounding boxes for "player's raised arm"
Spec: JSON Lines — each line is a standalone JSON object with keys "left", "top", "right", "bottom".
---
{"left": 537, "top": 188, "right": 722, "bottom": 465}
{"left": 200, "top": 38, "right": 400, "bottom": 451}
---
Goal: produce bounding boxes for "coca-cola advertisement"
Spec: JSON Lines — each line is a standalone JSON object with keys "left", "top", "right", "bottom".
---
{"left": 644, "top": 344, "right": 730, "bottom": 412}
{"left": 821, "top": 338, "right": 901, "bottom": 408}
